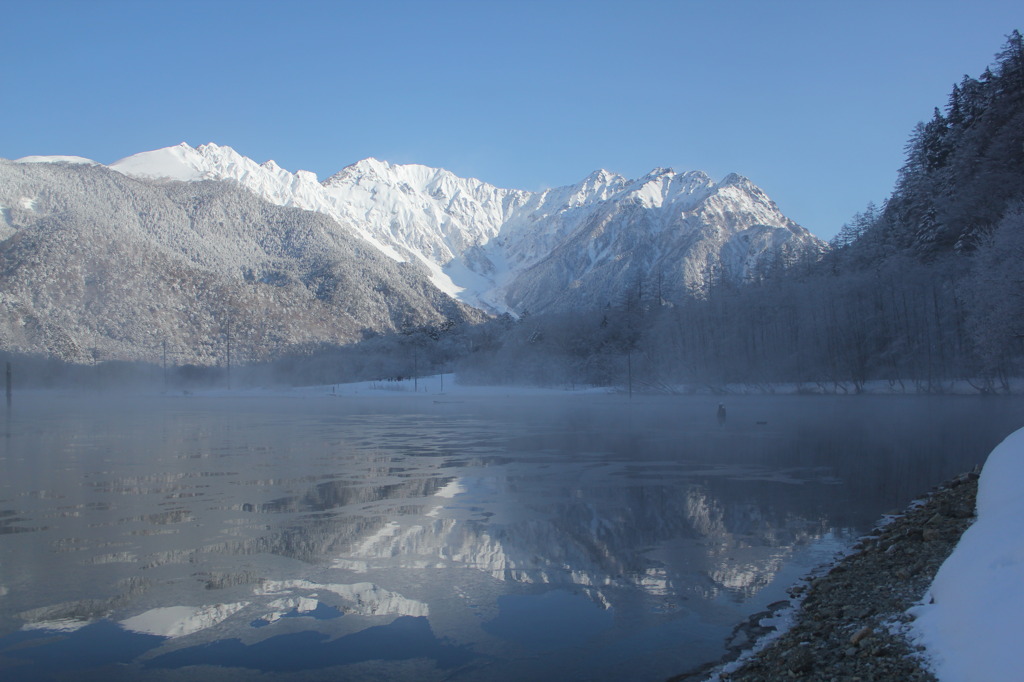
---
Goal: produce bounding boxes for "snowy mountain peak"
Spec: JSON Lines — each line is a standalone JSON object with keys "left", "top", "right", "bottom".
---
{"left": 111, "top": 142, "right": 213, "bottom": 181}
{"left": 104, "top": 143, "right": 823, "bottom": 313}
{"left": 685, "top": 169, "right": 713, "bottom": 183}
{"left": 606, "top": 168, "right": 715, "bottom": 210}
{"left": 645, "top": 166, "right": 675, "bottom": 178}
{"left": 325, "top": 158, "right": 406, "bottom": 188}
{"left": 581, "top": 168, "right": 624, "bottom": 185}
{"left": 710, "top": 173, "right": 785, "bottom": 218}
{"left": 558, "top": 169, "right": 629, "bottom": 207}
{"left": 719, "top": 172, "right": 753, "bottom": 188}
{"left": 334, "top": 157, "right": 392, "bottom": 180}
{"left": 112, "top": 142, "right": 288, "bottom": 185}
{"left": 580, "top": 168, "right": 628, "bottom": 189}
{"left": 15, "top": 155, "right": 99, "bottom": 166}
{"left": 194, "top": 142, "right": 227, "bottom": 154}
{"left": 324, "top": 158, "right": 491, "bottom": 197}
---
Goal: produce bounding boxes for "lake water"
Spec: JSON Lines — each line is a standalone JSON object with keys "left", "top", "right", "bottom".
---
{"left": 1, "top": 391, "right": 1020, "bottom": 681}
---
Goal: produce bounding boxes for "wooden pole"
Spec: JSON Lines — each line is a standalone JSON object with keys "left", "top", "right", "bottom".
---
{"left": 627, "top": 351, "right": 633, "bottom": 400}
{"left": 5, "top": 362, "right": 11, "bottom": 408}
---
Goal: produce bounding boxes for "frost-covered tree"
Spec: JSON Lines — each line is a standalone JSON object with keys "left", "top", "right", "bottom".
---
{"left": 964, "top": 203, "right": 1024, "bottom": 386}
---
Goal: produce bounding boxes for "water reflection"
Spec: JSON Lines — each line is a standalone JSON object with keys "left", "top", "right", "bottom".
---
{"left": 0, "top": 393, "right": 1020, "bottom": 681}
{"left": 147, "top": 615, "right": 474, "bottom": 673}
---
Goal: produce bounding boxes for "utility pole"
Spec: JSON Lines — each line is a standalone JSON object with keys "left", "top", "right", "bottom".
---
{"left": 627, "top": 350, "right": 633, "bottom": 400}
{"left": 225, "top": 333, "right": 232, "bottom": 390}
{"left": 5, "top": 362, "right": 11, "bottom": 409}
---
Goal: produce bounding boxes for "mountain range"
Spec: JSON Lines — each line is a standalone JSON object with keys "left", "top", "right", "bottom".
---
{"left": 110, "top": 143, "right": 824, "bottom": 313}
{"left": 0, "top": 144, "right": 824, "bottom": 363}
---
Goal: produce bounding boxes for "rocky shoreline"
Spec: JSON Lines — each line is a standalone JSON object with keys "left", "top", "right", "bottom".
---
{"left": 672, "top": 471, "right": 979, "bottom": 682}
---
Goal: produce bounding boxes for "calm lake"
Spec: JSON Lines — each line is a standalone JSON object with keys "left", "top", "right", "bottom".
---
{"left": 1, "top": 391, "right": 1021, "bottom": 681}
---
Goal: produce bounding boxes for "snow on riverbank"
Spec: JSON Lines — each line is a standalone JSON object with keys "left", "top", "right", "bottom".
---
{"left": 910, "top": 427, "right": 1024, "bottom": 681}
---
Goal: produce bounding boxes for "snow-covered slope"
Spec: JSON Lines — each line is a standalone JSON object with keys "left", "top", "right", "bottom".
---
{"left": 15, "top": 155, "right": 99, "bottom": 166}
{"left": 111, "top": 143, "right": 408, "bottom": 266}
{"left": 0, "top": 159, "right": 480, "bottom": 364}
{"left": 1, "top": 144, "right": 822, "bottom": 364}
{"left": 111, "top": 143, "right": 824, "bottom": 314}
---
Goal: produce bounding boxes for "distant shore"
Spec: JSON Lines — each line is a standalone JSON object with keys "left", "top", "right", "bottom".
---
{"left": 5, "top": 371, "right": 1024, "bottom": 399}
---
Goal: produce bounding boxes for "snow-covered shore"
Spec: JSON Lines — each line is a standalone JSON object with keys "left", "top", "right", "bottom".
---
{"left": 696, "top": 427, "right": 1024, "bottom": 682}
{"left": 694, "top": 471, "right": 978, "bottom": 682}
{"left": 909, "top": 427, "right": 1024, "bottom": 681}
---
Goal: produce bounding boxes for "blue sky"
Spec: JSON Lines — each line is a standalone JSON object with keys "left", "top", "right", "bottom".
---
{"left": 2, "top": 0, "right": 1021, "bottom": 239}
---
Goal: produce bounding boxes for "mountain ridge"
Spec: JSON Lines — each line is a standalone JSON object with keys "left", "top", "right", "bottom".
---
{"left": 2, "top": 144, "right": 825, "bottom": 363}
{"left": 0, "top": 159, "right": 481, "bottom": 364}
{"left": 105, "top": 143, "right": 824, "bottom": 313}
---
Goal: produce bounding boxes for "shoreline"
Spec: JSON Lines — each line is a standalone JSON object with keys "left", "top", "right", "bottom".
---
{"left": 672, "top": 471, "right": 979, "bottom": 682}
{"left": 5, "top": 371, "right": 1023, "bottom": 400}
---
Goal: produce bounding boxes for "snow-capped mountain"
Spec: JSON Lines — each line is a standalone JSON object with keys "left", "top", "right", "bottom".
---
{"left": 1, "top": 143, "right": 823, "bottom": 363}
{"left": 0, "top": 158, "right": 479, "bottom": 364}
{"left": 110, "top": 143, "right": 824, "bottom": 313}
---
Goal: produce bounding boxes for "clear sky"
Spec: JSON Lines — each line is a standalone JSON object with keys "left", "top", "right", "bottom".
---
{"left": 2, "top": 0, "right": 1020, "bottom": 239}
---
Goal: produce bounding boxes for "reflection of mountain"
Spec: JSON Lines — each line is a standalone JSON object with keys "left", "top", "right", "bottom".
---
{"left": 6, "top": 614, "right": 472, "bottom": 679}
{"left": 106, "top": 461, "right": 827, "bottom": 608}
{"left": 0, "top": 485, "right": 848, "bottom": 680}
{"left": 4, "top": 394, "right": 1012, "bottom": 682}
{"left": 256, "top": 579, "right": 428, "bottom": 618}
{"left": 144, "top": 615, "right": 473, "bottom": 673}
{"left": 217, "top": 469, "right": 831, "bottom": 603}
{"left": 120, "top": 603, "right": 248, "bottom": 637}
{"left": 413, "top": 480, "right": 827, "bottom": 600}
{"left": 253, "top": 477, "right": 454, "bottom": 515}
{"left": 16, "top": 576, "right": 152, "bottom": 633}
{"left": 130, "top": 476, "right": 460, "bottom": 569}
{"left": 100, "top": 578, "right": 426, "bottom": 642}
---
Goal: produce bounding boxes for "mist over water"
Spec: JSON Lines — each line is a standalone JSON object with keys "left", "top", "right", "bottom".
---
{"left": 0, "top": 392, "right": 1020, "bottom": 681}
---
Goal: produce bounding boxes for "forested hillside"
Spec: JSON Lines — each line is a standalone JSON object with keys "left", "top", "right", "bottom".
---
{"left": 0, "top": 162, "right": 481, "bottom": 367}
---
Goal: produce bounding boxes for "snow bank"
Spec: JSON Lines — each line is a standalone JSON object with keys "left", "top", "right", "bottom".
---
{"left": 910, "top": 426, "right": 1024, "bottom": 681}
